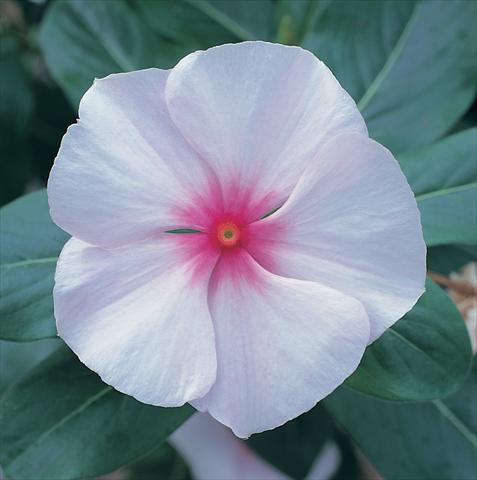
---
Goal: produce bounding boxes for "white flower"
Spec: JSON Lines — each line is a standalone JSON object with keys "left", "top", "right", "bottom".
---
{"left": 48, "top": 41, "right": 426, "bottom": 438}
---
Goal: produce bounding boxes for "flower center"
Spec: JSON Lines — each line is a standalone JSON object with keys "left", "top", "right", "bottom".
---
{"left": 217, "top": 222, "right": 240, "bottom": 247}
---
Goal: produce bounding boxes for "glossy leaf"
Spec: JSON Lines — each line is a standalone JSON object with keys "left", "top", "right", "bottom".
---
{"left": 274, "top": 0, "right": 331, "bottom": 45}
{"left": 40, "top": 0, "right": 275, "bottom": 108}
{"left": 127, "top": 443, "right": 192, "bottom": 480}
{"left": 135, "top": 0, "right": 274, "bottom": 46}
{"left": 399, "top": 128, "right": 477, "bottom": 195}
{"left": 326, "top": 361, "right": 477, "bottom": 480}
{"left": 0, "top": 190, "right": 68, "bottom": 341}
{"left": 304, "top": 0, "right": 477, "bottom": 152}
{"left": 0, "top": 339, "right": 60, "bottom": 393}
{"left": 39, "top": 0, "right": 187, "bottom": 106}
{"left": 399, "top": 128, "right": 477, "bottom": 246}
{"left": 418, "top": 185, "right": 476, "bottom": 246}
{"left": 0, "top": 348, "right": 194, "bottom": 480}
{"left": 346, "top": 279, "right": 472, "bottom": 401}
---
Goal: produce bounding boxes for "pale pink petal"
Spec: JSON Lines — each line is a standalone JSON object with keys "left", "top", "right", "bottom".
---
{"left": 248, "top": 133, "right": 426, "bottom": 343}
{"left": 165, "top": 41, "right": 366, "bottom": 218}
{"left": 48, "top": 68, "right": 212, "bottom": 247}
{"left": 193, "top": 250, "right": 369, "bottom": 438}
{"left": 306, "top": 442, "right": 341, "bottom": 480}
{"left": 54, "top": 236, "right": 219, "bottom": 406}
{"left": 170, "top": 413, "right": 288, "bottom": 480}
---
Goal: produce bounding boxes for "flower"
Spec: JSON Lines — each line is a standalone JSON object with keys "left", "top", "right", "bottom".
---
{"left": 48, "top": 41, "right": 426, "bottom": 438}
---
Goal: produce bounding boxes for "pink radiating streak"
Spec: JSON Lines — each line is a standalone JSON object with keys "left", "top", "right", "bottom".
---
{"left": 172, "top": 173, "right": 288, "bottom": 288}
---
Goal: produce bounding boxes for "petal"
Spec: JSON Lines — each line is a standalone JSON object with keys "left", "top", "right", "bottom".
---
{"left": 193, "top": 250, "right": 369, "bottom": 438}
{"left": 306, "top": 442, "right": 341, "bottom": 480}
{"left": 48, "top": 68, "right": 212, "bottom": 247}
{"left": 54, "top": 235, "right": 219, "bottom": 406}
{"left": 165, "top": 41, "right": 366, "bottom": 217}
{"left": 170, "top": 413, "right": 288, "bottom": 480}
{"left": 248, "top": 133, "right": 426, "bottom": 343}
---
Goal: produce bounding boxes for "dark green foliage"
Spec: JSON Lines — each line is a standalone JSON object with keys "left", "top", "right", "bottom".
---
{"left": 1, "top": 0, "right": 476, "bottom": 478}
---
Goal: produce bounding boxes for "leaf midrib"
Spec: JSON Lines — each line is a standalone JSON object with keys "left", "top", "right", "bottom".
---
{"left": 183, "top": 0, "right": 257, "bottom": 41}
{"left": 416, "top": 182, "right": 476, "bottom": 203}
{"left": 1, "top": 257, "right": 58, "bottom": 269}
{"left": 432, "top": 399, "right": 477, "bottom": 448}
{"left": 388, "top": 328, "right": 454, "bottom": 379}
{"left": 6, "top": 386, "right": 113, "bottom": 470}
{"left": 357, "top": 0, "right": 421, "bottom": 111}
{"left": 69, "top": 2, "right": 135, "bottom": 72}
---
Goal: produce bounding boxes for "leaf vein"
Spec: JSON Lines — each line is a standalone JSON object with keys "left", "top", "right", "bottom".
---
{"left": 7, "top": 386, "right": 113, "bottom": 469}
{"left": 432, "top": 399, "right": 477, "bottom": 448}
{"left": 357, "top": 0, "right": 420, "bottom": 111}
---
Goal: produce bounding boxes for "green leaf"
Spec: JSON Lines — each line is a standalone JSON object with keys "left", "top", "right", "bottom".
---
{"left": 135, "top": 0, "right": 274, "bottom": 46}
{"left": 399, "top": 128, "right": 477, "bottom": 196}
{"left": 127, "top": 443, "right": 192, "bottom": 480}
{"left": 326, "top": 361, "right": 477, "bottom": 480}
{"left": 399, "top": 128, "right": 477, "bottom": 246}
{"left": 0, "top": 190, "right": 68, "bottom": 341}
{"left": 417, "top": 185, "right": 476, "bottom": 247}
{"left": 0, "top": 347, "right": 193, "bottom": 480}
{"left": 0, "top": 37, "right": 35, "bottom": 205}
{"left": 39, "top": 0, "right": 187, "bottom": 107}
{"left": 427, "top": 244, "right": 477, "bottom": 276}
{"left": 304, "top": 0, "right": 477, "bottom": 152}
{"left": 165, "top": 229, "right": 202, "bottom": 234}
{"left": 248, "top": 406, "right": 361, "bottom": 480}
{"left": 274, "top": 0, "right": 331, "bottom": 45}
{"left": 346, "top": 279, "right": 472, "bottom": 401}
{"left": 0, "top": 339, "right": 60, "bottom": 393}
{"left": 40, "top": 0, "right": 275, "bottom": 108}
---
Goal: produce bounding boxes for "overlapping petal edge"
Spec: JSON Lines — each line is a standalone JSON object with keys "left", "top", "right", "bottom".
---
{"left": 47, "top": 41, "right": 426, "bottom": 438}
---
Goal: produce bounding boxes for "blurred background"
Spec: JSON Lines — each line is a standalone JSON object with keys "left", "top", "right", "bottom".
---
{"left": 1, "top": 0, "right": 74, "bottom": 207}
{"left": 0, "top": 0, "right": 476, "bottom": 479}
